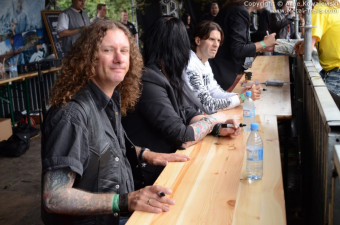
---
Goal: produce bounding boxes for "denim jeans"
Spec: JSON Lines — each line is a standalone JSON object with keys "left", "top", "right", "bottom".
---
{"left": 119, "top": 218, "right": 129, "bottom": 225}
{"left": 324, "top": 70, "right": 340, "bottom": 96}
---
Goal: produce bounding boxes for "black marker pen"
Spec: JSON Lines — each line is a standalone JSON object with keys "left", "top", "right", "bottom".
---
{"left": 157, "top": 191, "right": 166, "bottom": 197}
{"left": 221, "top": 123, "right": 246, "bottom": 128}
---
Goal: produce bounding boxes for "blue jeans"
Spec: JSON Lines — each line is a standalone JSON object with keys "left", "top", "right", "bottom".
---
{"left": 119, "top": 218, "right": 129, "bottom": 225}
{"left": 324, "top": 70, "right": 340, "bottom": 96}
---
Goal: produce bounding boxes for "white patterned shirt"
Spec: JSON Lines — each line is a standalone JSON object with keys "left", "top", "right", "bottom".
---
{"left": 182, "top": 50, "right": 240, "bottom": 114}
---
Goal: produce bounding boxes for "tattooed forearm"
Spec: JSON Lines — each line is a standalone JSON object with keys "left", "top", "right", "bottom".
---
{"left": 182, "top": 116, "right": 217, "bottom": 148}
{"left": 43, "top": 169, "right": 114, "bottom": 216}
{"left": 44, "top": 168, "right": 75, "bottom": 193}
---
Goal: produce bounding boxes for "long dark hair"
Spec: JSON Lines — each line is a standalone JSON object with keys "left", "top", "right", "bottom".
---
{"left": 181, "top": 13, "right": 190, "bottom": 25}
{"left": 191, "top": 20, "right": 224, "bottom": 52}
{"left": 144, "top": 16, "right": 190, "bottom": 106}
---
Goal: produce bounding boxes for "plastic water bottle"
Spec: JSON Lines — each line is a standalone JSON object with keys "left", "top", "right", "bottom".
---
{"left": 243, "top": 91, "right": 255, "bottom": 131}
{"left": 246, "top": 123, "right": 263, "bottom": 180}
{"left": 9, "top": 64, "right": 18, "bottom": 78}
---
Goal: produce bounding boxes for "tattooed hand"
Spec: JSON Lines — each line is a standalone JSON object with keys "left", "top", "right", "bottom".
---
{"left": 128, "top": 185, "right": 175, "bottom": 213}
{"left": 183, "top": 112, "right": 228, "bottom": 148}
{"left": 42, "top": 169, "right": 113, "bottom": 215}
{"left": 219, "top": 118, "right": 241, "bottom": 137}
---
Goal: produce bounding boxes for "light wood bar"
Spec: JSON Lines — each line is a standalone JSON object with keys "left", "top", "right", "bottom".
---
{"left": 127, "top": 55, "right": 288, "bottom": 225}
{"left": 127, "top": 114, "right": 286, "bottom": 225}
{"left": 233, "top": 55, "right": 291, "bottom": 120}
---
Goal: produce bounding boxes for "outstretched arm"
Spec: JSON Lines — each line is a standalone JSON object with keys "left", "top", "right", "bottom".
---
{"left": 182, "top": 112, "right": 240, "bottom": 148}
{"left": 43, "top": 169, "right": 175, "bottom": 215}
{"left": 135, "top": 146, "right": 190, "bottom": 167}
{"left": 183, "top": 70, "right": 240, "bottom": 114}
{"left": 294, "top": 36, "right": 317, "bottom": 58}
{"left": 42, "top": 168, "right": 112, "bottom": 215}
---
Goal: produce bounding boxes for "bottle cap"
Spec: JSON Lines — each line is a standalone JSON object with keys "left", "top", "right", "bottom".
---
{"left": 246, "top": 91, "right": 252, "bottom": 97}
{"left": 251, "top": 123, "right": 259, "bottom": 130}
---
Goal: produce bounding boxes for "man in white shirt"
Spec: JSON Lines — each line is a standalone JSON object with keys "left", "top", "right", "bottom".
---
{"left": 57, "top": 0, "right": 90, "bottom": 53}
{"left": 182, "top": 20, "right": 262, "bottom": 114}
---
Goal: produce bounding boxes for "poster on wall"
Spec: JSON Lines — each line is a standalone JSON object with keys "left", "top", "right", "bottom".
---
{"left": 0, "top": 0, "right": 45, "bottom": 42}
{"left": 0, "top": 0, "right": 48, "bottom": 67}
{"left": 41, "top": 10, "right": 64, "bottom": 59}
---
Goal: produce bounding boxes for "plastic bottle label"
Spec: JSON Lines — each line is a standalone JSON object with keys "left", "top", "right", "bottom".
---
{"left": 243, "top": 108, "right": 255, "bottom": 118}
{"left": 247, "top": 148, "right": 263, "bottom": 161}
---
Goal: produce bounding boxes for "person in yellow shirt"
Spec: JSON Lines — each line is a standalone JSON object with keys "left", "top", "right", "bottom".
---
{"left": 294, "top": 0, "right": 340, "bottom": 95}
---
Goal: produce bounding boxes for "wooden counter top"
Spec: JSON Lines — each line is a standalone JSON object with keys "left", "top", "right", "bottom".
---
{"left": 233, "top": 56, "right": 291, "bottom": 120}
{"left": 127, "top": 55, "right": 287, "bottom": 225}
{"left": 126, "top": 114, "right": 286, "bottom": 225}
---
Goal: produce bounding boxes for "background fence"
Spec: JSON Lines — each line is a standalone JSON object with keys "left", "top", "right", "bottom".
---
{"left": 0, "top": 72, "right": 57, "bottom": 119}
{"left": 295, "top": 58, "right": 340, "bottom": 225}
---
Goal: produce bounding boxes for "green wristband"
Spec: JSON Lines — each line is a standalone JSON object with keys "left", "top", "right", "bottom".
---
{"left": 111, "top": 194, "right": 120, "bottom": 213}
{"left": 240, "top": 93, "right": 246, "bottom": 103}
{"left": 78, "top": 27, "right": 81, "bottom": 33}
{"left": 260, "top": 41, "right": 266, "bottom": 49}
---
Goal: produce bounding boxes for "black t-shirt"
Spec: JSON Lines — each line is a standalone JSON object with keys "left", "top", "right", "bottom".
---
{"left": 200, "top": 13, "right": 215, "bottom": 22}
{"left": 121, "top": 21, "right": 137, "bottom": 35}
{"left": 210, "top": 5, "right": 256, "bottom": 90}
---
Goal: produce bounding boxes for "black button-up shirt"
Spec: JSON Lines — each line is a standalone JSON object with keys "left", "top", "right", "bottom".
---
{"left": 42, "top": 81, "right": 133, "bottom": 193}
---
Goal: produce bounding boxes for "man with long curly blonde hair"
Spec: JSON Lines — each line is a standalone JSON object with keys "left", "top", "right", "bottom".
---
{"left": 41, "top": 20, "right": 189, "bottom": 225}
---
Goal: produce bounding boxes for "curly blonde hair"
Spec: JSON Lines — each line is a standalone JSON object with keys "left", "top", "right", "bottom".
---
{"left": 49, "top": 20, "right": 143, "bottom": 116}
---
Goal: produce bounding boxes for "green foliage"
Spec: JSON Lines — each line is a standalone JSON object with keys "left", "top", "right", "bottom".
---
{"left": 56, "top": 0, "right": 136, "bottom": 21}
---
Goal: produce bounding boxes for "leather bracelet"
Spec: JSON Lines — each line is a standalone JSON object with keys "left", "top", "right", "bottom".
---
{"left": 138, "top": 147, "right": 149, "bottom": 164}
{"left": 211, "top": 123, "right": 222, "bottom": 137}
{"left": 119, "top": 193, "right": 129, "bottom": 212}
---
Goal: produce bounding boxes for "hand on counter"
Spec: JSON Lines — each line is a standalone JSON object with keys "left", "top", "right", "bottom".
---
{"left": 219, "top": 118, "right": 241, "bottom": 137}
{"left": 143, "top": 151, "right": 190, "bottom": 166}
{"left": 241, "top": 84, "right": 262, "bottom": 101}
{"left": 128, "top": 185, "right": 175, "bottom": 213}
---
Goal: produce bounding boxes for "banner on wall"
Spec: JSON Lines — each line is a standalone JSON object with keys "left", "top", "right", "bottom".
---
{"left": 0, "top": 0, "right": 45, "bottom": 40}
{"left": 0, "top": 0, "right": 46, "bottom": 66}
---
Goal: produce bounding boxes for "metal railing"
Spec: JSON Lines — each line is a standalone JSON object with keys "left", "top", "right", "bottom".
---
{"left": 331, "top": 145, "right": 340, "bottom": 225}
{"left": 0, "top": 72, "right": 57, "bottom": 119}
{"left": 295, "top": 58, "right": 340, "bottom": 225}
